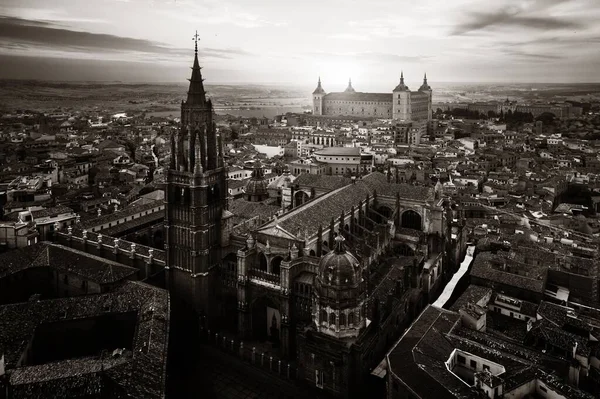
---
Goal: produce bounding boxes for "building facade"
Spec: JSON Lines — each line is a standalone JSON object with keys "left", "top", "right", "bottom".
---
{"left": 312, "top": 74, "right": 433, "bottom": 122}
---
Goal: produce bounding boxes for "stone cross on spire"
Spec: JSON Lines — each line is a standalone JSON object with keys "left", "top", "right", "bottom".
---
{"left": 193, "top": 30, "right": 200, "bottom": 53}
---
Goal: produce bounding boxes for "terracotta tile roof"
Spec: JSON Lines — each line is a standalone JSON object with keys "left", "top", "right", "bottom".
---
{"left": 260, "top": 172, "right": 434, "bottom": 240}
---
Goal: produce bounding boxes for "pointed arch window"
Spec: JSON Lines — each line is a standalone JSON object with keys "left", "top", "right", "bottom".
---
{"left": 329, "top": 313, "right": 337, "bottom": 326}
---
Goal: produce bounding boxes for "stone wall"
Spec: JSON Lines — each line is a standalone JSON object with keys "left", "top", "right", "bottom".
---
{"left": 323, "top": 99, "right": 393, "bottom": 118}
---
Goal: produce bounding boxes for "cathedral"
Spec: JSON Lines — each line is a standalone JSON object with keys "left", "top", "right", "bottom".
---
{"left": 312, "top": 74, "right": 433, "bottom": 121}
{"left": 165, "top": 44, "right": 451, "bottom": 398}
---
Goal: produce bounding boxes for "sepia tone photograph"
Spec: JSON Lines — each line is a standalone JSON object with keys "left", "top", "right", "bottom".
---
{"left": 0, "top": 0, "right": 600, "bottom": 398}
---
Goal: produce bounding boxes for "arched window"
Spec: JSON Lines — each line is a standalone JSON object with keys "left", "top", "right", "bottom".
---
{"left": 339, "top": 313, "right": 346, "bottom": 327}
{"left": 271, "top": 256, "right": 283, "bottom": 275}
{"left": 348, "top": 312, "right": 355, "bottom": 326}
{"left": 320, "top": 309, "right": 327, "bottom": 324}
{"left": 329, "top": 313, "right": 337, "bottom": 326}
{"left": 401, "top": 210, "right": 422, "bottom": 231}
{"left": 258, "top": 253, "right": 268, "bottom": 271}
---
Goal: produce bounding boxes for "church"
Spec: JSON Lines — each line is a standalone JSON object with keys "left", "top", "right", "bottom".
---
{"left": 312, "top": 74, "right": 433, "bottom": 121}
{"left": 164, "top": 43, "right": 452, "bottom": 398}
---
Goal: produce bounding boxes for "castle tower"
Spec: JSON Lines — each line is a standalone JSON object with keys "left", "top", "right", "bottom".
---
{"left": 419, "top": 73, "right": 433, "bottom": 121}
{"left": 312, "top": 77, "right": 326, "bottom": 116}
{"left": 344, "top": 78, "right": 356, "bottom": 93}
{"left": 165, "top": 33, "right": 228, "bottom": 323}
{"left": 392, "top": 71, "right": 411, "bottom": 121}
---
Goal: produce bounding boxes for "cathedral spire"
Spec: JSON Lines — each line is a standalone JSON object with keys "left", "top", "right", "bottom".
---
{"left": 187, "top": 31, "right": 207, "bottom": 106}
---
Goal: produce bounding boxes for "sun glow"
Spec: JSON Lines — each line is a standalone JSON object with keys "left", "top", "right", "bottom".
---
{"left": 318, "top": 61, "right": 363, "bottom": 91}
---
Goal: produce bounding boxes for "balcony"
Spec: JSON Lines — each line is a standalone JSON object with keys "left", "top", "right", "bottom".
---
{"left": 248, "top": 268, "right": 280, "bottom": 286}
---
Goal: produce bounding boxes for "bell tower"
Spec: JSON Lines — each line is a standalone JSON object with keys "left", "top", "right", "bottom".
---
{"left": 165, "top": 31, "right": 227, "bottom": 323}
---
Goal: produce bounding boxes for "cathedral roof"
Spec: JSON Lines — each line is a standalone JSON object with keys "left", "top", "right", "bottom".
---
{"left": 245, "top": 160, "right": 269, "bottom": 199}
{"left": 186, "top": 49, "right": 207, "bottom": 106}
{"left": 258, "top": 172, "right": 434, "bottom": 240}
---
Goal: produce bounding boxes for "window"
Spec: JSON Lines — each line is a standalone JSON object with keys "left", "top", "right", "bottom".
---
{"left": 470, "top": 360, "right": 477, "bottom": 368}
{"left": 329, "top": 313, "right": 337, "bottom": 326}
{"left": 457, "top": 354, "right": 466, "bottom": 365}
{"left": 483, "top": 364, "right": 490, "bottom": 371}
{"left": 315, "top": 370, "right": 324, "bottom": 388}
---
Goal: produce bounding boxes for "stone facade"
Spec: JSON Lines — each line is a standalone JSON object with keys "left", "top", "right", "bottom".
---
{"left": 312, "top": 74, "right": 432, "bottom": 122}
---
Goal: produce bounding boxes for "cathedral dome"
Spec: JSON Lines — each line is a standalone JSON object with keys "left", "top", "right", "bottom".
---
{"left": 244, "top": 160, "right": 269, "bottom": 202}
{"left": 317, "top": 235, "right": 361, "bottom": 289}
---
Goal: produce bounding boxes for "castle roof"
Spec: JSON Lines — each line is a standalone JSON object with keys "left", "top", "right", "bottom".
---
{"left": 419, "top": 73, "right": 431, "bottom": 92}
{"left": 323, "top": 92, "right": 392, "bottom": 102}
{"left": 393, "top": 72, "right": 409, "bottom": 92}
{"left": 344, "top": 78, "right": 356, "bottom": 93}
{"left": 312, "top": 77, "right": 325, "bottom": 95}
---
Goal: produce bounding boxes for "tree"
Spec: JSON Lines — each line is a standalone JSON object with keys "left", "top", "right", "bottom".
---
{"left": 536, "top": 112, "right": 556, "bottom": 126}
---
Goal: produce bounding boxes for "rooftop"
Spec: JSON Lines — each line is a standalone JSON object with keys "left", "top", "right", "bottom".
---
{"left": 323, "top": 92, "right": 392, "bottom": 102}
{"left": 0, "top": 242, "right": 138, "bottom": 284}
{"left": 0, "top": 280, "right": 169, "bottom": 398}
{"left": 258, "top": 172, "right": 434, "bottom": 240}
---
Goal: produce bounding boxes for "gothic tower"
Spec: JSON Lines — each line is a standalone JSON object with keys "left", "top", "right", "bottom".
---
{"left": 165, "top": 35, "right": 228, "bottom": 323}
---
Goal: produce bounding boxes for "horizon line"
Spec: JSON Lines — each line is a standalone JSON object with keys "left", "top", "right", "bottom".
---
{"left": 2, "top": 78, "right": 600, "bottom": 86}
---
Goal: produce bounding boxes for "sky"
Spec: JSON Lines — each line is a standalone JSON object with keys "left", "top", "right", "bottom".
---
{"left": 1, "top": 0, "right": 600, "bottom": 90}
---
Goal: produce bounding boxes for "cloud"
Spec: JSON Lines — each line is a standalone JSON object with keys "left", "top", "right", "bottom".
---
{"left": 452, "top": 8, "right": 583, "bottom": 35}
{"left": 154, "top": 2, "right": 287, "bottom": 29}
{"left": 502, "top": 48, "right": 563, "bottom": 61}
{"left": 0, "top": 16, "right": 250, "bottom": 60}
{"left": 309, "top": 50, "right": 431, "bottom": 63}
{"left": 328, "top": 33, "right": 369, "bottom": 42}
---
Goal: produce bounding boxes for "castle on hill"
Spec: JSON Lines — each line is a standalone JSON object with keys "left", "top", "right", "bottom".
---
{"left": 312, "top": 74, "right": 432, "bottom": 121}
